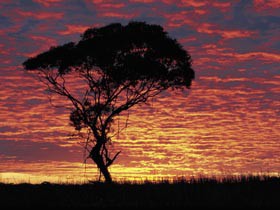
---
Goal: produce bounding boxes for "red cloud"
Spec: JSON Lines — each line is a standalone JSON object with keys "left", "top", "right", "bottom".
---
{"left": 163, "top": 11, "right": 197, "bottom": 28}
{"left": 233, "top": 52, "right": 280, "bottom": 62}
{"left": 179, "top": 37, "right": 197, "bottom": 44}
{"left": 197, "top": 23, "right": 257, "bottom": 39}
{"left": 179, "top": 0, "right": 207, "bottom": 7}
{"left": 254, "top": 0, "right": 280, "bottom": 10}
{"left": 33, "top": 0, "right": 62, "bottom": 7}
{"left": 99, "top": 3, "right": 126, "bottom": 8}
{"left": 89, "top": 0, "right": 106, "bottom": 3}
{"left": 212, "top": 2, "right": 231, "bottom": 12}
{"left": 58, "top": 24, "right": 98, "bottom": 35}
{"left": 22, "top": 35, "right": 57, "bottom": 57}
{"left": 198, "top": 44, "right": 280, "bottom": 66}
{"left": 165, "top": 13, "right": 256, "bottom": 39}
{"left": 129, "top": 0, "right": 155, "bottom": 2}
{"left": 100, "top": 12, "right": 136, "bottom": 19}
{"left": 252, "top": 0, "right": 280, "bottom": 16}
{"left": 17, "top": 10, "right": 63, "bottom": 20}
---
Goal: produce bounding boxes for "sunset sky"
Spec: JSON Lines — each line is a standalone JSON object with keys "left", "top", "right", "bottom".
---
{"left": 0, "top": 0, "right": 279, "bottom": 183}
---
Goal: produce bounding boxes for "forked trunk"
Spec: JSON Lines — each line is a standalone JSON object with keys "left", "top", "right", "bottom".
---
{"left": 93, "top": 155, "right": 112, "bottom": 183}
{"left": 98, "top": 160, "right": 112, "bottom": 183}
{"left": 90, "top": 143, "right": 112, "bottom": 183}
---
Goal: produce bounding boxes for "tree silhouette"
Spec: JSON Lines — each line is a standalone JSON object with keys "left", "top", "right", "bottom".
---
{"left": 23, "top": 22, "right": 195, "bottom": 183}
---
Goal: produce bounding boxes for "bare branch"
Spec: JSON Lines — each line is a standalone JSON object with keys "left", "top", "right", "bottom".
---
{"left": 106, "top": 151, "right": 121, "bottom": 167}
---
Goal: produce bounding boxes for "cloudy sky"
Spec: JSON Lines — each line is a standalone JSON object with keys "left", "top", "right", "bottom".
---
{"left": 0, "top": 0, "right": 279, "bottom": 183}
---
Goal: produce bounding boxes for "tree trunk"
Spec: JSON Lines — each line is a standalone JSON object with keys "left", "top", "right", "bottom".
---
{"left": 90, "top": 144, "right": 112, "bottom": 183}
{"left": 97, "top": 159, "right": 112, "bottom": 183}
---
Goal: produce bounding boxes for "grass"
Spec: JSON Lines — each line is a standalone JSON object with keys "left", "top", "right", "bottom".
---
{"left": 0, "top": 175, "right": 279, "bottom": 207}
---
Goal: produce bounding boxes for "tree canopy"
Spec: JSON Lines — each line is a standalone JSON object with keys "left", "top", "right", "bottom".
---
{"left": 23, "top": 21, "right": 195, "bottom": 182}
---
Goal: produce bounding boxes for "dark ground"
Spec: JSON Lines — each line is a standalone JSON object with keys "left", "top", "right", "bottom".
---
{"left": 0, "top": 176, "right": 279, "bottom": 208}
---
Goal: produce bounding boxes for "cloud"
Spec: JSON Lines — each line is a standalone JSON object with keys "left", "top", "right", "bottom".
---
{"left": 0, "top": 0, "right": 279, "bottom": 181}
{"left": 0, "top": 140, "right": 81, "bottom": 162}
{"left": 100, "top": 12, "right": 136, "bottom": 19}
{"left": 253, "top": 0, "right": 280, "bottom": 10}
{"left": 17, "top": 9, "right": 64, "bottom": 20}
{"left": 232, "top": 51, "right": 280, "bottom": 62}
{"left": 58, "top": 24, "right": 92, "bottom": 35}
{"left": 197, "top": 23, "right": 257, "bottom": 39}
{"left": 33, "top": 0, "right": 63, "bottom": 7}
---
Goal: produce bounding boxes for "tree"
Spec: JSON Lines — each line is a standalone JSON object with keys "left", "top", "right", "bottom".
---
{"left": 22, "top": 22, "right": 195, "bottom": 183}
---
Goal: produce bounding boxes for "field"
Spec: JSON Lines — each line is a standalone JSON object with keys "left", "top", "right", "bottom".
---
{"left": 1, "top": 175, "right": 279, "bottom": 208}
